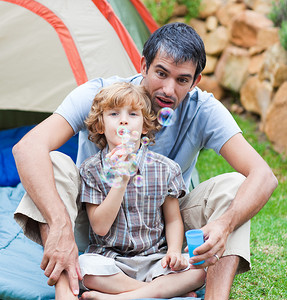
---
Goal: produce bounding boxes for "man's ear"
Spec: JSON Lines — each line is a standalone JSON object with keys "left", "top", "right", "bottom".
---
{"left": 140, "top": 56, "right": 147, "bottom": 77}
{"left": 190, "top": 74, "right": 202, "bottom": 92}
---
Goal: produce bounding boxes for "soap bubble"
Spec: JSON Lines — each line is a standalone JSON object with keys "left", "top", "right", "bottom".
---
{"left": 117, "top": 126, "right": 129, "bottom": 137}
{"left": 133, "top": 175, "right": 144, "bottom": 187}
{"left": 145, "top": 152, "right": 154, "bottom": 164}
{"left": 141, "top": 136, "right": 150, "bottom": 146}
{"left": 130, "top": 131, "right": 140, "bottom": 142}
{"left": 99, "top": 168, "right": 123, "bottom": 188}
{"left": 157, "top": 107, "right": 176, "bottom": 126}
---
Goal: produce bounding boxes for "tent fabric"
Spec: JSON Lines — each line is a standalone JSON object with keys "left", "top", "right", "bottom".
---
{"left": 93, "top": 0, "right": 142, "bottom": 72}
{"left": 0, "top": 0, "right": 155, "bottom": 116}
{"left": 129, "top": 0, "right": 159, "bottom": 33}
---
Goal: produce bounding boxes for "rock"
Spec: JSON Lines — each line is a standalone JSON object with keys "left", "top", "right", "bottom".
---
{"left": 206, "top": 16, "right": 218, "bottom": 31}
{"left": 248, "top": 52, "right": 265, "bottom": 75}
{"left": 197, "top": 75, "right": 225, "bottom": 100}
{"left": 216, "top": 1, "right": 246, "bottom": 27}
{"left": 215, "top": 46, "right": 250, "bottom": 92}
{"left": 199, "top": 0, "right": 222, "bottom": 19}
{"left": 204, "top": 26, "right": 229, "bottom": 55}
{"left": 202, "top": 55, "right": 218, "bottom": 74}
{"left": 244, "top": 0, "right": 273, "bottom": 15}
{"left": 264, "top": 81, "right": 287, "bottom": 154}
{"left": 172, "top": 3, "right": 188, "bottom": 17}
{"left": 259, "top": 43, "right": 287, "bottom": 87}
{"left": 230, "top": 103, "right": 245, "bottom": 114}
{"left": 257, "top": 27, "right": 280, "bottom": 50}
{"left": 189, "top": 18, "right": 207, "bottom": 39}
{"left": 240, "top": 76, "right": 273, "bottom": 122}
{"left": 230, "top": 10, "right": 273, "bottom": 48}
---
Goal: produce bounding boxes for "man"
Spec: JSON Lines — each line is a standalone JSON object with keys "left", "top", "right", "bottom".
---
{"left": 13, "top": 23, "right": 277, "bottom": 300}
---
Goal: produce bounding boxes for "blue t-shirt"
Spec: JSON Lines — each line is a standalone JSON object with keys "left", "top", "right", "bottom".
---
{"left": 55, "top": 74, "right": 241, "bottom": 187}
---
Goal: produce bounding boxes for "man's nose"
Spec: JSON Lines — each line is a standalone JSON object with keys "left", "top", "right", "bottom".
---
{"left": 163, "top": 79, "right": 175, "bottom": 97}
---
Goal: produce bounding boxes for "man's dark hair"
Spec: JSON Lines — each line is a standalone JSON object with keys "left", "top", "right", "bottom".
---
{"left": 142, "top": 22, "right": 206, "bottom": 84}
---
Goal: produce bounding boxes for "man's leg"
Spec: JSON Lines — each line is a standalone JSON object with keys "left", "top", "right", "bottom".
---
{"left": 14, "top": 152, "right": 89, "bottom": 296}
{"left": 39, "top": 223, "right": 78, "bottom": 300}
{"left": 180, "top": 172, "right": 250, "bottom": 300}
{"left": 14, "top": 151, "right": 89, "bottom": 250}
{"left": 205, "top": 255, "right": 239, "bottom": 299}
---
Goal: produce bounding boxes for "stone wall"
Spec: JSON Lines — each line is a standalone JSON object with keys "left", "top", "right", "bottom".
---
{"left": 170, "top": 0, "right": 287, "bottom": 155}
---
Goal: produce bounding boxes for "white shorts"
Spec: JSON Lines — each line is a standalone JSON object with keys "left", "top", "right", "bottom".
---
{"left": 79, "top": 252, "right": 191, "bottom": 283}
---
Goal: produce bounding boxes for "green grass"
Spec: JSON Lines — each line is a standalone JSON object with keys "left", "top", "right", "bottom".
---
{"left": 196, "top": 113, "right": 287, "bottom": 299}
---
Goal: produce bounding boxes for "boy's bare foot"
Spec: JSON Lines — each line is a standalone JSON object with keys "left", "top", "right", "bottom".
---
{"left": 80, "top": 291, "right": 113, "bottom": 300}
{"left": 181, "top": 291, "right": 197, "bottom": 297}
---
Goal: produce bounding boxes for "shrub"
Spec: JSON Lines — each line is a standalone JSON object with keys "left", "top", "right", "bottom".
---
{"left": 279, "top": 21, "right": 287, "bottom": 50}
{"left": 268, "top": 0, "right": 287, "bottom": 50}
{"left": 143, "top": 0, "right": 201, "bottom": 26}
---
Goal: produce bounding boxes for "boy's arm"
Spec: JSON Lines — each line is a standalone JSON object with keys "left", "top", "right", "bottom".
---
{"left": 161, "top": 196, "right": 187, "bottom": 271}
{"left": 85, "top": 176, "right": 129, "bottom": 236}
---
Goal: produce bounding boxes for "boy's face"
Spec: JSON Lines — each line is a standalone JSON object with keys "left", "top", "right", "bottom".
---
{"left": 140, "top": 52, "right": 201, "bottom": 114}
{"left": 101, "top": 106, "right": 147, "bottom": 151}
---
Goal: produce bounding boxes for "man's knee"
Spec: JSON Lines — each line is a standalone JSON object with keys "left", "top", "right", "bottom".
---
{"left": 205, "top": 172, "right": 246, "bottom": 220}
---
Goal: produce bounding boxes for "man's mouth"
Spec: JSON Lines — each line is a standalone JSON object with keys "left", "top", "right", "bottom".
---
{"left": 155, "top": 96, "right": 174, "bottom": 108}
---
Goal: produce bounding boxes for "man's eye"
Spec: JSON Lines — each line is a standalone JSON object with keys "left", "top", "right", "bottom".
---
{"left": 157, "top": 71, "right": 166, "bottom": 77}
{"left": 178, "top": 78, "right": 189, "bottom": 84}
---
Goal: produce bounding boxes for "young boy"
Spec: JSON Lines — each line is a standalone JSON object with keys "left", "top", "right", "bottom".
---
{"left": 77, "top": 82, "right": 205, "bottom": 299}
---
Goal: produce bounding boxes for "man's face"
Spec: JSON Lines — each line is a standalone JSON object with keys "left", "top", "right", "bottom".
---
{"left": 140, "top": 51, "right": 201, "bottom": 114}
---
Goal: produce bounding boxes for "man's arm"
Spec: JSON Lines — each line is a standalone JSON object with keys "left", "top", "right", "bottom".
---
{"left": 190, "top": 133, "right": 278, "bottom": 266}
{"left": 12, "top": 114, "right": 81, "bottom": 294}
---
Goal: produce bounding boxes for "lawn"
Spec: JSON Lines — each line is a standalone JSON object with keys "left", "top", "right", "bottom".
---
{"left": 196, "top": 113, "right": 287, "bottom": 299}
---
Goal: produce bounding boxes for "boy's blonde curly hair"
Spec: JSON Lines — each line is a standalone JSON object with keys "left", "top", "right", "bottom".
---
{"left": 85, "top": 82, "right": 160, "bottom": 149}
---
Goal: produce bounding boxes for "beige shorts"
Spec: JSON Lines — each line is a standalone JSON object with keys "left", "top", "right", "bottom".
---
{"left": 14, "top": 151, "right": 250, "bottom": 274}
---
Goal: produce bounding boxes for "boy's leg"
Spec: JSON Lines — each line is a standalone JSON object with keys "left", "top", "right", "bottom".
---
{"left": 83, "top": 272, "right": 147, "bottom": 294}
{"left": 80, "top": 268, "right": 205, "bottom": 300}
{"left": 180, "top": 172, "right": 250, "bottom": 299}
{"left": 14, "top": 151, "right": 89, "bottom": 252}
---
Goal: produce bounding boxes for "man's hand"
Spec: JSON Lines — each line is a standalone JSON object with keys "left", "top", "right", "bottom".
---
{"left": 186, "top": 218, "right": 230, "bottom": 268}
{"left": 161, "top": 252, "right": 188, "bottom": 271}
{"left": 40, "top": 223, "right": 82, "bottom": 295}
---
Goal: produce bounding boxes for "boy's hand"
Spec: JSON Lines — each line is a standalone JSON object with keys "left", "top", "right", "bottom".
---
{"left": 161, "top": 252, "right": 188, "bottom": 271}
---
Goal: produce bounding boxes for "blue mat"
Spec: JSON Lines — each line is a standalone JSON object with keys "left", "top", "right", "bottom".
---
{"left": 0, "top": 125, "right": 78, "bottom": 187}
{"left": 0, "top": 183, "right": 55, "bottom": 299}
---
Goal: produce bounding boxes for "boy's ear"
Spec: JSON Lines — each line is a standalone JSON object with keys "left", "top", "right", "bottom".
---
{"left": 142, "top": 127, "right": 148, "bottom": 135}
{"left": 95, "top": 123, "right": 104, "bottom": 134}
